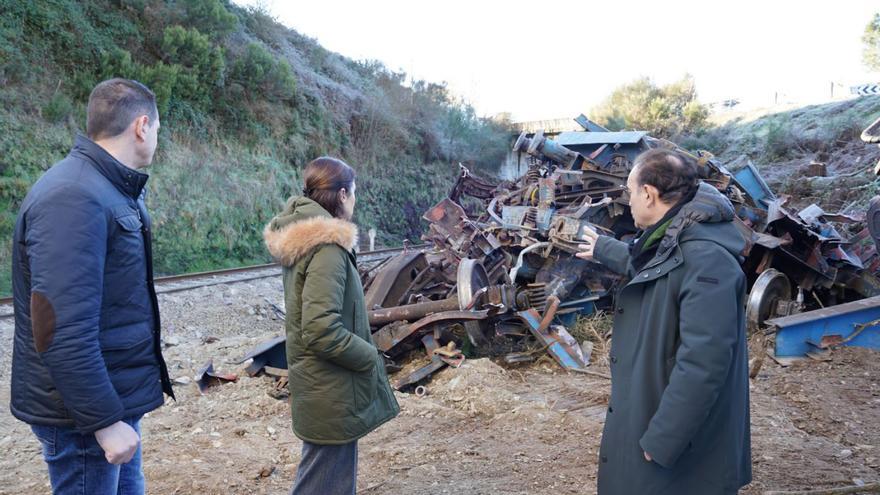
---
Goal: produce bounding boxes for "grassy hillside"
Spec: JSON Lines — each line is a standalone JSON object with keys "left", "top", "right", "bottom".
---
{"left": 0, "top": 0, "right": 511, "bottom": 295}
{"left": 681, "top": 97, "right": 880, "bottom": 213}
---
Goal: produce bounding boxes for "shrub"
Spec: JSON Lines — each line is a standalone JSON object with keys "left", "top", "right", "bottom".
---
{"left": 161, "top": 25, "right": 224, "bottom": 87}
{"left": 763, "top": 118, "right": 797, "bottom": 161}
{"left": 42, "top": 92, "right": 73, "bottom": 123}
{"left": 181, "top": 0, "right": 237, "bottom": 38}
{"left": 229, "top": 43, "right": 296, "bottom": 102}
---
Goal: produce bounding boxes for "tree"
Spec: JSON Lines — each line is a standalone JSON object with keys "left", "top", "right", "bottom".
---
{"left": 590, "top": 75, "right": 709, "bottom": 138}
{"left": 864, "top": 13, "right": 880, "bottom": 71}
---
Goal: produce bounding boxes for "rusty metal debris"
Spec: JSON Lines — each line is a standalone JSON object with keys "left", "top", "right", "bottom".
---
{"left": 195, "top": 359, "right": 238, "bottom": 393}
{"left": 241, "top": 116, "right": 880, "bottom": 389}
{"left": 358, "top": 120, "right": 880, "bottom": 381}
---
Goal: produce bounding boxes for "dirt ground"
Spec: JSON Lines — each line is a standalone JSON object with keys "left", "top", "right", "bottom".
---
{"left": 1, "top": 277, "right": 878, "bottom": 494}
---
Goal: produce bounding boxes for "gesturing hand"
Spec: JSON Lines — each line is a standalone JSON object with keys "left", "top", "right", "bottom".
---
{"left": 575, "top": 224, "right": 600, "bottom": 261}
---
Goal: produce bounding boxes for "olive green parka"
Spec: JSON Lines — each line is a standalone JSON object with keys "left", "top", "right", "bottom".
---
{"left": 264, "top": 197, "right": 399, "bottom": 445}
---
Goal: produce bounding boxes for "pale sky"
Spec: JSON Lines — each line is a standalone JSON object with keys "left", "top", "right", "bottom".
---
{"left": 235, "top": 0, "right": 879, "bottom": 122}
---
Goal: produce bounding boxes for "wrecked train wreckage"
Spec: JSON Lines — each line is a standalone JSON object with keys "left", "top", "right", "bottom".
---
{"left": 241, "top": 126, "right": 880, "bottom": 393}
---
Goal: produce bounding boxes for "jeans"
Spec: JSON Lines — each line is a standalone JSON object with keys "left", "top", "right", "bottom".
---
{"left": 30, "top": 416, "right": 145, "bottom": 495}
{"left": 290, "top": 440, "right": 358, "bottom": 495}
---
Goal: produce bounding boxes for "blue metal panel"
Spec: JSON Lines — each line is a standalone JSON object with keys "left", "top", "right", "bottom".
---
{"left": 768, "top": 296, "right": 880, "bottom": 356}
{"left": 517, "top": 309, "right": 587, "bottom": 370}
{"left": 733, "top": 162, "right": 775, "bottom": 208}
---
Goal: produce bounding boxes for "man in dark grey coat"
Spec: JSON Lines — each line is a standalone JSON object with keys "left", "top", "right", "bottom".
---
{"left": 11, "top": 79, "right": 172, "bottom": 494}
{"left": 576, "top": 149, "right": 751, "bottom": 494}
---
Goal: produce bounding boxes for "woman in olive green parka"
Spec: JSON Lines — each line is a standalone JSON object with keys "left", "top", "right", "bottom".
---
{"left": 264, "top": 157, "right": 399, "bottom": 495}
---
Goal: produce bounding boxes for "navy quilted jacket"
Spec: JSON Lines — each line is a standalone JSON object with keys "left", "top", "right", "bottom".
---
{"left": 10, "top": 135, "right": 173, "bottom": 433}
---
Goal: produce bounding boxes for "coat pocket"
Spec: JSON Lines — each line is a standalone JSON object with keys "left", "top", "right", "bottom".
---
{"left": 99, "top": 322, "right": 154, "bottom": 370}
{"left": 108, "top": 207, "right": 144, "bottom": 271}
{"left": 352, "top": 361, "right": 378, "bottom": 410}
{"left": 115, "top": 213, "right": 142, "bottom": 232}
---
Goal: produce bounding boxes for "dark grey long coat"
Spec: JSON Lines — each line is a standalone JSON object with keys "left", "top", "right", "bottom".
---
{"left": 594, "top": 183, "right": 752, "bottom": 494}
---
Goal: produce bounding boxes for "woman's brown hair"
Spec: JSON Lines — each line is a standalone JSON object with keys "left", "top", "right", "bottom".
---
{"left": 302, "top": 157, "right": 356, "bottom": 218}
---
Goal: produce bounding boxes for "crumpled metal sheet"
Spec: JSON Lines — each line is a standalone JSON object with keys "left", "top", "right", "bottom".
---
{"left": 195, "top": 359, "right": 238, "bottom": 393}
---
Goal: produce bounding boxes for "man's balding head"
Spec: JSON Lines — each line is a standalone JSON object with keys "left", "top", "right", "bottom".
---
{"left": 626, "top": 148, "right": 699, "bottom": 229}
{"left": 631, "top": 148, "right": 699, "bottom": 205}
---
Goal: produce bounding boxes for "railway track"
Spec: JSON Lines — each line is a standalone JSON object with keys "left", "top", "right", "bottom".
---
{"left": 0, "top": 244, "right": 425, "bottom": 319}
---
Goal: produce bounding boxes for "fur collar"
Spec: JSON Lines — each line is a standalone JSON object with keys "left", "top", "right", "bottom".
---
{"left": 263, "top": 216, "right": 358, "bottom": 267}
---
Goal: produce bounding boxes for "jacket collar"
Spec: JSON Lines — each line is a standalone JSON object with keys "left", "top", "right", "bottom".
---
{"left": 263, "top": 204, "right": 359, "bottom": 267}
{"left": 630, "top": 187, "right": 698, "bottom": 271}
{"left": 623, "top": 183, "right": 738, "bottom": 287}
{"left": 70, "top": 134, "right": 149, "bottom": 200}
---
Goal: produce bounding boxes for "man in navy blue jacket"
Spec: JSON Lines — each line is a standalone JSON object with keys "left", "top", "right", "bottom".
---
{"left": 10, "top": 78, "right": 173, "bottom": 494}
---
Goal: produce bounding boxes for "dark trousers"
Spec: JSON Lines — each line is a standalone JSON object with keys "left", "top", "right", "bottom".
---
{"left": 290, "top": 440, "right": 358, "bottom": 495}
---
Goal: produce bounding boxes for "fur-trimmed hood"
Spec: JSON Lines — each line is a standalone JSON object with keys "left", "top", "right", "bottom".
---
{"left": 263, "top": 196, "right": 358, "bottom": 267}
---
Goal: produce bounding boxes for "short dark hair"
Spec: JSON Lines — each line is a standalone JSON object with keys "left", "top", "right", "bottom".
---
{"left": 303, "top": 157, "right": 356, "bottom": 218}
{"left": 632, "top": 148, "right": 698, "bottom": 204}
{"left": 86, "top": 78, "right": 158, "bottom": 140}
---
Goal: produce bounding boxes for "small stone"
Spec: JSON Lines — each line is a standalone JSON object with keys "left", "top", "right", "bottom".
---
{"left": 839, "top": 449, "right": 853, "bottom": 459}
{"left": 258, "top": 465, "right": 275, "bottom": 478}
{"left": 173, "top": 376, "right": 192, "bottom": 385}
{"left": 163, "top": 336, "right": 181, "bottom": 347}
{"left": 190, "top": 427, "right": 203, "bottom": 435}
{"left": 267, "top": 426, "right": 276, "bottom": 435}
